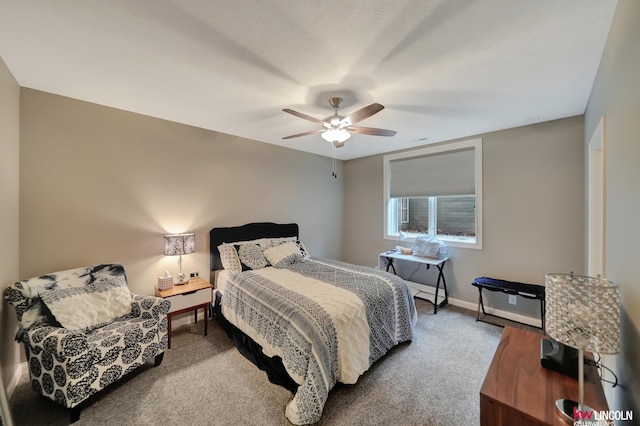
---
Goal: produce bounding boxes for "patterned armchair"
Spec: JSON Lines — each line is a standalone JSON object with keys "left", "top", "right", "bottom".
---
{"left": 4, "top": 263, "right": 170, "bottom": 421}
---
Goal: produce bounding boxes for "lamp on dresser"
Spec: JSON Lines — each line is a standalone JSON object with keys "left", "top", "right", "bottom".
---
{"left": 545, "top": 273, "right": 620, "bottom": 423}
{"left": 164, "top": 233, "right": 195, "bottom": 284}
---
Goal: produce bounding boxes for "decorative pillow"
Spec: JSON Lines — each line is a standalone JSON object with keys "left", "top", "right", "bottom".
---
{"left": 235, "top": 243, "right": 270, "bottom": 271}
{"left": 266, "top": 237, "right": 309, "bottom": 258}
{"left": 263, "top": 241, "right": 303, "bottom": 268}
{"left": 266, "top": 236, "right": 298, "bottom": 248}
{"left": 296, "top": 240, "right": 310, "bottom": 258}
{"left": 6, "top": 263, "right": 128, "bottom": 338}
{"left": 39, "top": 284, "right": 132, "bottom": 331}
{"left": 218, "top": 239, "right": 271, "bottom": 271}
{"left": 218, "top": 244, "right": 242, "bottom": 271}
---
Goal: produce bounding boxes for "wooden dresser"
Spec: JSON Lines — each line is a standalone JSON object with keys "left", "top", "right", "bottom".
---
{"left": 480, "top": 326, "right": 609, "bottom": 425}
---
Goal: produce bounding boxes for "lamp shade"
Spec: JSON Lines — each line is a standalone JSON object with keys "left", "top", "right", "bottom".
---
{"left": 164, "top": 234, "right": 195, "bottom": 256}
{"left": 545, "top": 273, "right": 620, "bottom": 354}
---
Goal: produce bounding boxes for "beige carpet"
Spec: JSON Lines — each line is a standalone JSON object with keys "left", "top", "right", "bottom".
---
{"left": 9, "top": 299, "right": 538, "bottom": 425}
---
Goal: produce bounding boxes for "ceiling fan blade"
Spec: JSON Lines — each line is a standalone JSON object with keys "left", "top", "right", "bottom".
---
{"left": 342, "top": 103, "right": 385, "bottom": 125}
{"left": 282, "top": 108, "right": 323, "bottom": 124}
{"left": 282, "top": 129, "right": 323, "bottom": 140}
{"left": 348, "top": 126, "right": 397, "bottom": 137}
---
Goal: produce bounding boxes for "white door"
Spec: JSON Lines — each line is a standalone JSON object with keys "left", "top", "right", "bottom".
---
{"left": 587, "top": 116, "right": 618, "bottom": 402}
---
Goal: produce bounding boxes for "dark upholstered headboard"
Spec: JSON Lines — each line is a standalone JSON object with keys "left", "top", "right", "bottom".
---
{"left": 209, "top": 222, "right": 299, "bottom": 272}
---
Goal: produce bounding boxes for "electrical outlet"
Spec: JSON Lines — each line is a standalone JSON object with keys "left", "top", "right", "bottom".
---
{"left": 508, "top": 295, "right": 517, "bottom": 305}
{"left": 189, "top": 272, "right": 199, "bottom": 278}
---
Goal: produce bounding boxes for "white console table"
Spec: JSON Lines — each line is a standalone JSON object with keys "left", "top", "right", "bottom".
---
{"left": 378, "top": 251, "right": 450, "bottom": 314}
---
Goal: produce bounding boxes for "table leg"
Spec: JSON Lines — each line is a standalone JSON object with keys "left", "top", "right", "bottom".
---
{"left": 433, "top": 263, "right": 448, "bottom": 314}
{"left": 167, "top": 314, "right": 172, "bottom": 349}
{"left": 204, "top": 305, "right": 208, "bottom": 336}
{"left": 384, "top": 257, "right": 396, "bottom": 275}
{"left": 438, "top": 264, "right": 448, "bottom": 304}
{"left": 433, "top": 276, "right": 440, "bottom": 314}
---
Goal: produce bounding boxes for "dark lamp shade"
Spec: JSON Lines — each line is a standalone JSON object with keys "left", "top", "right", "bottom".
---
{"left": 164, "top": 234, "right": 195, "bottom": 256}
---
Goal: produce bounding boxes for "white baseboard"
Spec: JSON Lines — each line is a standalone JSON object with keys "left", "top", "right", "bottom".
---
{"left": 448, "top": 297, "right": 542, "bottom": 328}
{"left": 168, "top": 298, "right": 542, "bottom": 329}
{"left": 7, "top": 362, "right": 27, "bottom": 399}
{"left": 170, "top": 309, "right": 210, "bottom": 329}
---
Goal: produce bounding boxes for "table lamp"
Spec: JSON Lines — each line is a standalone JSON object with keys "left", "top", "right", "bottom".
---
{"left": 545, "top": 273, "right": 620, "bottom": 422}
{"left": 164, "top": 233, "right": 195, "bottom": 284}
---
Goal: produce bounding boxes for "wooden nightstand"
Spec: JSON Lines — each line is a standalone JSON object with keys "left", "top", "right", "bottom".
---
{"left": 480, "top": 326, "right": 608, "bottom": 425}
{"left": 155, "top": 277, "right": 213, "bottom": 348}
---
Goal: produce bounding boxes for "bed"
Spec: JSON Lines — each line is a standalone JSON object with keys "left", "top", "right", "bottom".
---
{"left": 210, "top": 222, "right": 417, "bottom": 425}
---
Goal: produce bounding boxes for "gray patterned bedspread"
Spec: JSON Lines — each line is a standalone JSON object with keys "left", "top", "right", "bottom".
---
{"left": 219, "top": 257, "right": 416, "bottom": 425}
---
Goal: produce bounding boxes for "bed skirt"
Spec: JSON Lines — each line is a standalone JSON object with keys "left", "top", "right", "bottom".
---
{"left": 212, "top": 291, "right": 299, "bottom": 393}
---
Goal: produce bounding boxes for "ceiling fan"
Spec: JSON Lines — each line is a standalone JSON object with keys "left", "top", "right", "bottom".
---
{"left": 282, "top": 97, "right": 397, "bottom": 148}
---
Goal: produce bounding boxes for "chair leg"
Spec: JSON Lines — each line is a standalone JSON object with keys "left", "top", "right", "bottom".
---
{"left": 154, "top": 352, "right": 165, "bottom": 367}
{"left": 70, "top": 406, "right": 81, "bottom": 423}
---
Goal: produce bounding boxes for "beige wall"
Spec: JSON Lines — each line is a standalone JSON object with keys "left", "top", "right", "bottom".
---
{"left": 0, "top": 57, "right": 20, "bottom": 415}
{"left": 19, "top": 88, "right": 344, "bottom": 296}
{"left": 585, "top": 0, "right": 640, "bottom": 413}
{"left": 343, "top": 116, "right": 585, "bottom": 319}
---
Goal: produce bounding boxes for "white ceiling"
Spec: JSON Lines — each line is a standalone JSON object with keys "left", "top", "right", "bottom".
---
{"left": 0, "top": 0, "right": 618, "bottom": 160}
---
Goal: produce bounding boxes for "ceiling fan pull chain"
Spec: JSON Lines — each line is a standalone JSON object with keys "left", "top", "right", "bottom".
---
{"left": 332, "top": 143, "right": 337, "bottom": 178}
{"left": 332, "top": 145, "right": 335, "bottom": 178}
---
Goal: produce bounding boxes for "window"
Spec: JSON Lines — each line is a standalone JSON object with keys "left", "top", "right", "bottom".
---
{"left": 399, "top": 198, "right": 410, "bottom": 224}
{"left": 383, "top": 138, "right": 482, "bottom": 249}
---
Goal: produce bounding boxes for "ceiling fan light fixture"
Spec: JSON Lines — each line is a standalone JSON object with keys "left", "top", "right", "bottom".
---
{"left": 282, "top": 97, "right": 395, "bottom": 147}
{"left": 330, "top": 116, "right": 342, "bottom": 126}
{"left": 321, "top": 128, "right": 351, "bottom": 144}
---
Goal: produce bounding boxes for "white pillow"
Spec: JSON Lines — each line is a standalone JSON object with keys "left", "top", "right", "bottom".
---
{"left": 40, "top": 285, "right": 132, "bottom": 331}
{"left": 218, "top": 239, "right": 270, "bottom": 271}
{"left": 266, "top": 238, "right": 310, "bottom": 258}
{"left": 218, "top": 244, "right": 242, "bottom": 271}
{"left": 266, "top": 236, "right": 298, "bottom": 248}
{"left": 263, "top": 241, "right": 302, "bottom": 267}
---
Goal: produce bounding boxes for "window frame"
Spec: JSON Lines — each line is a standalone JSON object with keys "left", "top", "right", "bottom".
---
{"left": 399, "top": 197, "right": 410, "bottom": 224}
{"left": 383, "top": 138, "right": 483, "bottom": 250}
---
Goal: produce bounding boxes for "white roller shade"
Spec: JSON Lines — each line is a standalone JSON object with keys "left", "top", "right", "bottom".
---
{"left": 389, "top": 147, "right": 475, "bottom": 198}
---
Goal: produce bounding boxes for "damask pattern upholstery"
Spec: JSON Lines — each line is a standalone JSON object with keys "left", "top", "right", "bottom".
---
{"left": 4, "top": 263, "right": 170, "bottom": 412}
